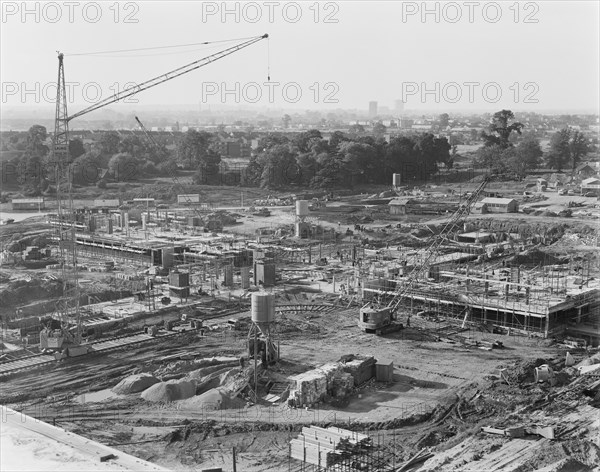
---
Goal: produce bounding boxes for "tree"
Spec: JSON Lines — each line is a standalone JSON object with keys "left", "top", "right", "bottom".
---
{"left": 338, "top": 141, "right": 378, "bottom": 186}
{"left": 328, "top": 131, "right": 347, "bottom": 150}
{"left": 481, "top": 110, "right": 524, "bottom": 149}
{"left": 192, "top": 149, "right": 221, "bottom": 184}
{"left": 257, "top": 144, "right": 298, "bottom": 188}
{"left": 311, "top": 152, "right": 340, "bottom": 189}
{"left": 348, "top": 124, "right": 365, "bottom": 135}
{"left": 97, "top": 132, "right": 120, "bottom": 156}
{"left": 546, "top": 128, "right": 589, "bottom": 173}
{"left": 476, "top": 145, "right": 507, "bottom": 175}
{"left": 257, "top": 133, "right": 289, "bottom": 151}
{"left": 511, "top": 135, "right": 543, "bottom": 178}
{"left": 20, "top": 125, "right": 49, "bottom": 191}
{"left": 108, "top": 153, "right": 139, "bottom": 181}
{"left": 568, "top": 129, "right": 590, "bottom": 173}
{"left": 293, "top": 129, "right": 322, "bottom": 153}
{"left": 69, "top": 139, "right": 86, "bottom": 160}
{"left": 177, "top": 129, "right": 213, "bottom": 169}
{"left": 372, "top": 122, "right": 387, "bottom": 136}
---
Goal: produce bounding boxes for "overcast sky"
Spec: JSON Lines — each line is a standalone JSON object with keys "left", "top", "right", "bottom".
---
{"left": 1, "top": 1, "right": 599, "bottom": 114}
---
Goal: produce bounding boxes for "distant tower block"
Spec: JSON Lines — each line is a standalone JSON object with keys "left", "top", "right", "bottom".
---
{"left": 248, "top": 292, "right": 278, "bottom": 363}
{"left": 295, "top": 200, "right": 310, "bottom": 239}
{"left": 393, "top": 173, "right": 401, "bottom": 189}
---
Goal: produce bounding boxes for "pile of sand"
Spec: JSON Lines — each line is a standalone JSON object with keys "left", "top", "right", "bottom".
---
{"left": 178, "top": 388, "right": 245, "bottom": 410}
{"left": 141, "top": 379, "right": 196, "bottom": 402}
{"left": 112, "top": 373, "right": 160, "bottom": 394}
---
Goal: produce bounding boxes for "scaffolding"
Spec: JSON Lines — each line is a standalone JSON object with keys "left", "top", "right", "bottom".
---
{"left": 289, "top": 426, "right": 396, "bottom": 472}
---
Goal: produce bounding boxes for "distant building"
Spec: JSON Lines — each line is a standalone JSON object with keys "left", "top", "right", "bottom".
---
{"left": 388, "top": 197, "right": 414, "bottom": 215}
{"left": 93, "top": 199, "right": 120, "bottom": 208}
{"left": 132, "top": 198, "right": 155, "bottom": 207}
{"left": 576, "top": 163, "right": 597, "bottom": 178}
{"left": 11, "top": 198, "right": 44, "bottom": 211}
{"left": 368, "top": 101, "right": 378, "bottom": 117}
{"left": 581, "top": 177, "right": 600, "bottom": 195}
{"left": 480, "top": 197, "right": 519, "bottom": 213}
{"left": 212, "top": 138, "right": 251, "bottom": 158}
{"left": 472, "top": 202, "right": 488, "bottom": 214}
{"left": 177, "top": 194, "right": 201, "bottom": 204}
{"left": 394, "top": 99, "right": 405, "bottom": 114}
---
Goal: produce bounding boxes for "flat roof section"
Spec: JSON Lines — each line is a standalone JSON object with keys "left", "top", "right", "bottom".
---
{"left": 1, "top": 407, "right": 169, "bottom": 471}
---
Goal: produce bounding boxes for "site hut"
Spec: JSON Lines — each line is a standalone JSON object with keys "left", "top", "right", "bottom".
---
{"left": 93, "top": 199, "right": 120, "bottom": 210}
{"left": 177, "top": 194, "right": 200, "bottom": 205}
{"left": 576, "top": 163, "right": 598, "bottom": 178}
{"left": 132, "top": 197, "right": 155, "bottom": 207}
{"left": 11, "top": 197, "right": 45, "bottom": 211}
{"left": 581, "top": 177, "right": 600, "bottom": 195}
{"left": 388, "top": 197, "right": 415, "bottom": 215}
{"left": 472, "top": 202, "right": 488, "bottom": 214}
{"left": 479, "top": 197, "right": 519, "bottom": 213}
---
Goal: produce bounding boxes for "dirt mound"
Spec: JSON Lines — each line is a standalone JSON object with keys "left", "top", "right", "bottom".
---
{"left": 179, "top": 388, "right": 245, "bottom": 410}
{"left": 112, "top": 373, "right": 160, "bottom": 394}
{"left": 141, "top": 379, "right": 196, "bottom": 402}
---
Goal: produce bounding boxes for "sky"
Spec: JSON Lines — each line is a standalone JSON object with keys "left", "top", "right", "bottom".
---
{"left": 1, "top": 1, "right": 599, "bottom": 115}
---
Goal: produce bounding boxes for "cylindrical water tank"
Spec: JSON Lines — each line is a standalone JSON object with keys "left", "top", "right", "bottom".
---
{"left": 296, "top": 200, "right": 309, "bottom": 216}
{"left": 393, "top": 173, "right": 401, "bottom": 187}
{"left": 251, "top": 293, "right": 275, "bottom": 324}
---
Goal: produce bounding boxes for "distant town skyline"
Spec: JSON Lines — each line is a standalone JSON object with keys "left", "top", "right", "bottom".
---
{"left": 1, "top": 2, "right": 598, "bottom": 115}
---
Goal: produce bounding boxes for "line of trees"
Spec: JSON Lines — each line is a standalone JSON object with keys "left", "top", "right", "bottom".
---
{"left": 241, "top": 130, "right": 452, "bottom": 189}
{"left": 475, "top": 110, "right": 593, "bottom": 179}
{"left": 1, "top": 112, "right": 595, "bottom": 196}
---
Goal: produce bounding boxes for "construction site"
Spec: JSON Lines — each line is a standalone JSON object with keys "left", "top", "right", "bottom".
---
{"left": 2, "top": 37, "right": 600, "bottom": 472}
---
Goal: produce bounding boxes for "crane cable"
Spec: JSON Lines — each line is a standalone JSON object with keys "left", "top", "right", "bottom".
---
{"left": 267, "top": 35, "right": 271, "bottom": 81}
{"left": 65, "top": 35, "right": 261, "bottom": 56}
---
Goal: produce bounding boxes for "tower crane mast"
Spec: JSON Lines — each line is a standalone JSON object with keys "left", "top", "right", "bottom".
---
{"left": 44, "top": 35, "right": 269, "bottom": 354}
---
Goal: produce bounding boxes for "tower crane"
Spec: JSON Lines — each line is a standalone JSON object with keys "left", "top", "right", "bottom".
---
{"left": 42, "top": 35, "right": 269, "bottom": 355}
{"left": 358, "top": 176, "right": 490, "bottom": 335}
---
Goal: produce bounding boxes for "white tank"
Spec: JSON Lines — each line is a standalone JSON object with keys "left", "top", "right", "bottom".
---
{"left": 393, "top": 173, "right": 401, "bottom": 187}
{"left": 296, "top": 200, "right": 309, "bottom": 216}
{"left": 251, "top": 293, "right": 275, "bottom": 324}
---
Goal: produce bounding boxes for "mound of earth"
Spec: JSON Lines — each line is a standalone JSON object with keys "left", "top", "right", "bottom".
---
{"left": 112, "top": 373, "right": 160, "bottom": 394}
{"left": 178, "top": 388, "right": 245, "bottom": 410}
{"left": 141, "top": 379, "right": 196, "bottom": 402}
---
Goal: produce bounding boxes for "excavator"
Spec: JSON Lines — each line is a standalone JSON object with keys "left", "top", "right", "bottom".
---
{"left": 358, "top": 176, "right": 490, "bottom": 335}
